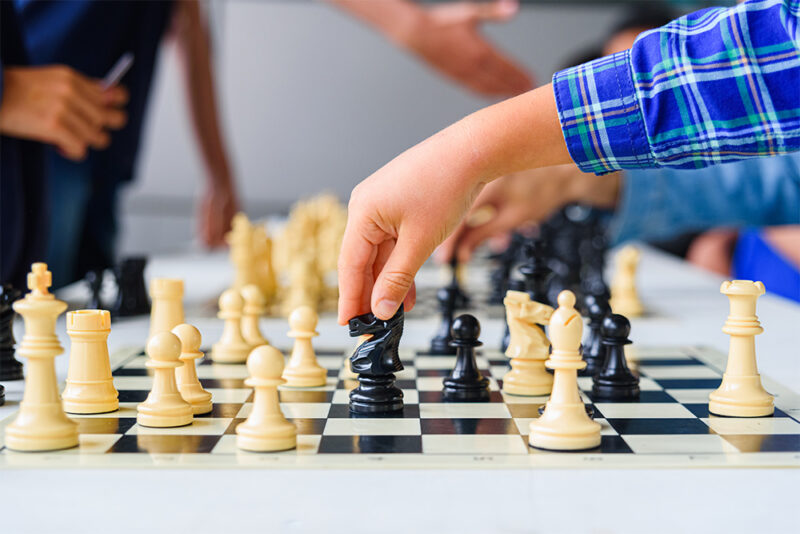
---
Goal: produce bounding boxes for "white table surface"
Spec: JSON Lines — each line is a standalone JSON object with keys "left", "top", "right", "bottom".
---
{"left": 2, "top": 245, "right": 799, "bottom": 534}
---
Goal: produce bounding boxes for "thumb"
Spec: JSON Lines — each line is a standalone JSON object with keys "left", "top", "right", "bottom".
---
{"left": 371, "top": 234, "right": 432, "bottom": 319}
{"left": 473, "top": 0, "right": 519, "bottom": 23}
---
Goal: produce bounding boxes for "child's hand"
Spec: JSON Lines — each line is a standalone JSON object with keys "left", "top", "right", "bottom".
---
{"left": 337, "top": 124, "right": 487, "bottom": 323}
{"left": 338, "top": 85, "right": 571, "bottom": 324}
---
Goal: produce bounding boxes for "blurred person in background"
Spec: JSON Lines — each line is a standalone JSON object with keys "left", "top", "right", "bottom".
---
{"left": 14, "top": 0, "right": 239, "bottom": 288}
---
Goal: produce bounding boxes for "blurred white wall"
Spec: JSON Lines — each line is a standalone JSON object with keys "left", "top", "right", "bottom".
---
{"left": 120, "top": 1, "right": 625, "bottom": 255}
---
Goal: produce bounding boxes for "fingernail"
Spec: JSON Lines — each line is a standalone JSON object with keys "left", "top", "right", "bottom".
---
{"left": 375, "top": 299, "right": 399, "bottom": 319}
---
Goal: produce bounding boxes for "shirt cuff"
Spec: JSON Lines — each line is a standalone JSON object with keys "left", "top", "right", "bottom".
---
{"left": 552, "top": 50, "right": 654, "bottom": 175}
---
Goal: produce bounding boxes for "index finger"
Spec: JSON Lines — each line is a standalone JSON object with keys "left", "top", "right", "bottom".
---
{"left": 337, "top": 223, "right": 379, "bottom": 325}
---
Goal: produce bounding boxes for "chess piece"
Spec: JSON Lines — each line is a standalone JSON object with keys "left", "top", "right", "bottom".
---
{"left": 148, "top": 278, "right": 184, "bottom": 340}
{"left": 591, "top": 314, "right": 640, "bottom": 401}
{"left": 137, "top": 331, "right": 193, "bottom": 428}
{"left": 581, "top": 293, "right": 611, "bottom": 376}
{"left": 529, "top": 290, "right": 601, "bottom": 451}
{"left": 443, "top": 314, "right": 490, "bottom": 401}
{"left": 0, "top": 284, "right": 23, "bottom": 380}
{"left": 429, "top": 284, "right": 458, "bottom": 355}
{"left": 609, "top": 245, "right": 643, "bottom": 317}
{"left": 519, "top": 236, "right": 552, "bottom": 305}
{"left": 348, "top": 306, "right": 405, "bottom": 414}
{"left": 708, "top": 280, "right": 774, "bottom": 417}
{"left": 236, "top": 345, "right": 297, "bottom": 452}
{"left": 252, "top": 226, "right": 277, "bottom": 304}
{"left": 112, "top": 256, "right": 150, "bottom": 317}
{"left": 211, "top": 289, "right": 250, "bottom": 363}
{"left": 487, "top": 233, "right": 523, "bottom": 305}
{"left": 450, "top": 256, "right": 470, "bottom": 309}
{"left": 172, "top": 323, "right": 213, "bottom": 415}
{"left": 228, "top": 213, "right": 258, "bottom": 290}
{"left": 0, "top": 384, "right": 4, "bottom": 406}
{"left": 84, "top": 269, "right": 104, "bottom": 309}
{"left": 501, "top": 279, "right": 526, "bottom": 352}
{"left": 240, "top": 284, "right": 270, "bottom": 348}
{"left": 502, "top": 290, "right": 554, "bottom": 396}
{"left": 5, "top": 263, "right": 78, "bottom": 452}
{"left": 283, "top": 306, "right": 327, "bottom": 387}
{"left": 62, "top": 310, "right": 119, "bottom": 414}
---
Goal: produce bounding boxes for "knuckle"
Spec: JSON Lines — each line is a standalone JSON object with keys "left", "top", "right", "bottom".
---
{"left": 381, "top": 270, "right": 415, "bottom": 293}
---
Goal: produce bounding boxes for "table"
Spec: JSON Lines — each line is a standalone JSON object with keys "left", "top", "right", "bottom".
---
{"left": 2, "top": 245, "right": 798, "bottom": 533}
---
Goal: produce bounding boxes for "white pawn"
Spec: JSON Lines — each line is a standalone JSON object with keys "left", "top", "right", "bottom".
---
{"left": 237, "top": 345, "right": 297, "bottom": 452}
{"left": 529, "top": 290, "right": 601, "bottom": 451}
{"left": 211, "top": 289, "right": 250, "bottom": 363}
{"left": 282, "top": 306, "right": 327, "bottom": 387}
{"left": 502, "top": 290, "right": 554, "bottom": 396}
{"left": 5, "top": 263, "right": 78, "bottom": 452}
{"left": 610, "top": 246, "right": 643, "bottom": 317}
{"left": 137, "top": 331, "right": 193, "bottom": 428}
{"left": 172, "top": 324, "right": 213, "bottom": 415}
{"left": 62, "top": 310, "right": 119, "bottom": 414}
{"left": 241, "top": 284, "right": 270, "bottom": 349}
{"left": 709, "top": 280, "right": 774, "bottom": 417}
{"left": 148, "top": 278, "right": 184, "bottom": 341}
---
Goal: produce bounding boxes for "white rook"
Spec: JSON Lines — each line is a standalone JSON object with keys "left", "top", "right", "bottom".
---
{"left": 62, "top": 310, "right": 118, "bottom": 414}
{"left": 709, "top": 280, "right": 774, "bottom": 417}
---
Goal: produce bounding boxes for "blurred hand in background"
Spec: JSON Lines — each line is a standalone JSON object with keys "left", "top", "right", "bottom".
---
{"left": 331, "top": 0, "right": 534, "bottom": 97}
{"left": 437, "top": 165, "right": 621, "bottom": 262}
{"left": 0, "top": 66, "right": 128, "bottom": 160}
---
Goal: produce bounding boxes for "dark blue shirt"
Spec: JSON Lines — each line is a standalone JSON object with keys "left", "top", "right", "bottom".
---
{"left": 14, "top": 0, "right": 174, "bottom": 184}
{"left": 0, "top": 2, "right": 47, "bottom": 287}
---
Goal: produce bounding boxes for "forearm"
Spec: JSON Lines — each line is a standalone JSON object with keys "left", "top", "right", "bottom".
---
{"left": 172, "top": 0, "right": 233, "bottom": 187}
{"left": 325, "top": 0, "right": 421, "bottom": 43}
{"left": 433, "top": 84, "right": 571, "bottom": 189}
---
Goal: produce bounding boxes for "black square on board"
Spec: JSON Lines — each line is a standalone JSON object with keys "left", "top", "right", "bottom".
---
{"left": 108, "top": 434, "right": 221, "bottom": 454}
{"left": 318, "top": 435, "right": 422, "bottom": 454}
{"left": 607, "top": 418, "right": 711, "bottom": 435}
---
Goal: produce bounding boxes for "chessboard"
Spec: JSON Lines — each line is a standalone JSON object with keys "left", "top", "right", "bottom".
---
{"left": 2, "top": 342, "right": 799, "bottom": 469}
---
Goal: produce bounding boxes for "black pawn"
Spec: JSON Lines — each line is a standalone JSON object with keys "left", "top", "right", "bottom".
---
{"left": 112, "top": 257, "right": 151, "bottom": 317}
{"left": 581, "top": 293, "right": 611, "bottom": 377}
{"left": 518, "top": 236, "right": 552, "bottom": 306}
{"left": 500, "top": 279, "right": 526, "bottom": 352}
{"left": 429, "top": 284, "right": 458, "bottom": 355}
{"left": 443, "top": 314, "right": 489, "bottom": 402}
{"left": 592, "top": 314, "right": 640, "bottom": 401}
{"left": 85, "top": 269, "right": 104, "bottom": 310}
{"left": 0, "top": 285, "right": 23, "bottom": 381}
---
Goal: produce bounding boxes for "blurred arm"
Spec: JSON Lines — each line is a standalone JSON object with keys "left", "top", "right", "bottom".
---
{"left": 171, "top": 0, "right": 239, "bottom": 247}
{"left": 327, "top": 0, "right": 532, "bottom": 96}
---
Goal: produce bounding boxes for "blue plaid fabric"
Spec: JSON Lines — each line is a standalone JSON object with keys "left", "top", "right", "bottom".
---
{"left": 553, "top": 0, "right": 800, "bottom": 174}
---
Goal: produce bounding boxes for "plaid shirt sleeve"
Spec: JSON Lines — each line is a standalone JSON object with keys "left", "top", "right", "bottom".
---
{"left": 553, "top": 0, "right": 800, "bottom": 175}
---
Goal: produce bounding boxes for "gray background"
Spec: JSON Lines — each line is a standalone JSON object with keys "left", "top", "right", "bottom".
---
{"left": 120, "top": 1, "right": 635, "bottom": 255}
